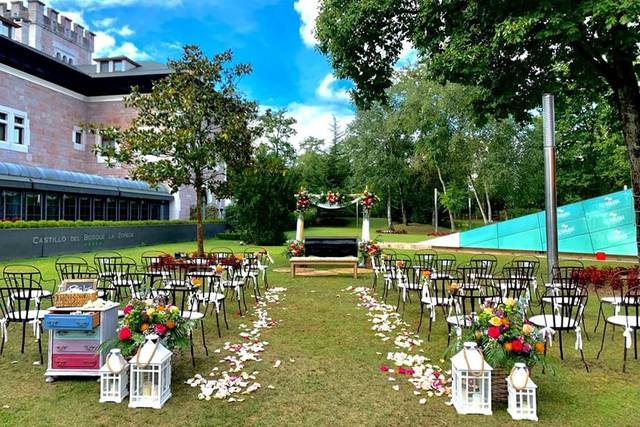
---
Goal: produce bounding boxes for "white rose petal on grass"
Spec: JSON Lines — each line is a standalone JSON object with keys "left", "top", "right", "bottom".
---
{"left": 392, "top": 385, "right": 400, "bottom": 391}
{"left": 419, "top": 398, "right": 427, "bottom": 405}
{"left": 413, "top": 391, "right": 421, "bottom": 396}
{"left": 273, "top": 360, "right": 282, "bottom": 368}
{"left": 267, "top": 385, "right": 275, "bottom": 389}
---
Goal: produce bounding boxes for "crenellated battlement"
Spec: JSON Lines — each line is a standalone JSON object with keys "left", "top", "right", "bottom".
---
{"left": 0, "top": 1, "right": 95, "bottom": 52}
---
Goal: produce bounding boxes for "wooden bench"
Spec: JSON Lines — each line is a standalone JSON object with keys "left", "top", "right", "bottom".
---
{"left": 289, "top": 256, "right": 359, "bottom": 278}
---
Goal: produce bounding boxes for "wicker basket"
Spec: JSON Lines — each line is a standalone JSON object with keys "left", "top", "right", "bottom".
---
{"left": 491, "top": 368, "right": 509, "bottom": 404}
{"left": 54, "top": 291, "right": 98, "bottom": 308}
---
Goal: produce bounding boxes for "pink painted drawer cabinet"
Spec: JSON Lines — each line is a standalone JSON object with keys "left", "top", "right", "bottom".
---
{"left": 51, "top": 354, "right": 101, "bottom": 370}
{"left": 44, "top": 302, "right": 119, "bottom": 382}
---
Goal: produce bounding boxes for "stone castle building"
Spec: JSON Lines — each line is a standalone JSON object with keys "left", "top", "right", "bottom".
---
{"left": 0, "top": 1, "right": 211, "bottom": 221}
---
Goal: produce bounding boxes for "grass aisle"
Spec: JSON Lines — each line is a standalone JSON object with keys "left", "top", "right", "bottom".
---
{"left": 0, "top": 238, "right": 639, "bottom": 426}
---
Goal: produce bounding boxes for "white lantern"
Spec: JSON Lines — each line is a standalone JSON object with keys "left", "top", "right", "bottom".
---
{"left": 507, "top": 363, "right": 538, "bottom": 421}
{"left": 99, "top": 349, "right": 129, "bottom": 403}
{"left": 451, "top": 342, "right": 493, "bottom": 415}
{"left": 128, "top": 334, "right": 172, "bottom": 409}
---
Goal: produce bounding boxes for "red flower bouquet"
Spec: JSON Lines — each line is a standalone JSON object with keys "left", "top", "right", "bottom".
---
{"left": 452, "top": 299, "right": 547, "bottom": 370}
{"left": 100, "top": 297, "right": 192, "bottom": 357}
{"left": 285, "top": 240, "right": 304, "bottom": 258}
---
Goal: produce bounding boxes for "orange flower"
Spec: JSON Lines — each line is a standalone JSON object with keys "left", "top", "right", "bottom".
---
{"left": 140, "top": 323, "right": 150, "bottom": 332}
{"left": 157, "top": 305, "right": 165, "bottom": 312}
{"left": 421, "top": 270, "right": 432, "bottom": 278}
{"left": 535, "top": 342, "right": 545, "bottom": 353}
{"left": 215, "top": 264, "right": 224, "bottom": 274}
{"left": 166, "top": 319, "right": 176, "bottom": 330}
{"left": 501, "top": 318, "right": 510, "bottom": 327}
{"left": 503, "top": 342, "right": 513, "bottom": 352}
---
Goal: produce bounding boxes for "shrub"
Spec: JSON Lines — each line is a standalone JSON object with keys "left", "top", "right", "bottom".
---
{"left": 0, "top": 219, "right": 224, "bottom": 229}
{"left": 216, "top": 231, "right": 242, "bottom": 241}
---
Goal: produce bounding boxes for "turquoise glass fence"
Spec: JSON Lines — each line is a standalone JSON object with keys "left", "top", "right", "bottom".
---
{"left": 459, "top": 190, "right": 637, "bottom": 256}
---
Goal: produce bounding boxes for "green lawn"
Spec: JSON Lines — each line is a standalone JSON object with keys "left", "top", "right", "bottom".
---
{"left": 0, "top": 238, "right": 638, "bottom": 426}
{"left": 286, "top": 217, "right": 442, "bottom": 243}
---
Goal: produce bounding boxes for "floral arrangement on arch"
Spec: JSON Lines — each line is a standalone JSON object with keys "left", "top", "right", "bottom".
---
{"left": 360, "top": 240, "right": 382, "bottom": 258}
{"left": 100, "top": 297, "right": 192, "bottom": 358}
{"left": 452, "top": 298, "right": 547, "bottom": 371}
{"left": 295, "top": 189, "right": 312, "bottom": 212}
{"left": 322, "top": 191, "right": 345, "bottom": 206}
{"left": 285, "top": 240, "right": 304, "bottom": 258}
{"left": 359, "top": 188, "right": 379, "bottom": 210}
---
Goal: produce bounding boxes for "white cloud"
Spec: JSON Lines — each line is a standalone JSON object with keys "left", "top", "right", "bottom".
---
{"left": 93, "top": 17, "right": 117, "bottom": 28}
{"left": 116, "top": 25, "right": 135, "bottom": 37}
{"left": 51, "top": 0, "right": 182, "bottom": 8}
{"left": 293, "top": 0, "right": 320, "bottom": 47}
{"left": 94, "top": 31, "right": 151, "bottom": 60}
{"left": 285, "top": 102, "right": 354, "bottom": 148}
{"left": 316, "top": 73, "right": 351, "bottom": 103}
{"left": 56, "top": 10, "right": 87, "bottom": 27}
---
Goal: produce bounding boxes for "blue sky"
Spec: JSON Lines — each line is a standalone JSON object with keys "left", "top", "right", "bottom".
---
{"left": 21, "top": 1, "right": 415, "bottom": 145}
{"left": 34, "top": 0, "right": 364, "bottom": 145}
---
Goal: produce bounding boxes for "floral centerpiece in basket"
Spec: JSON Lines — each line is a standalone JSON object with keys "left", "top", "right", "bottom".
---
{"left": 101, "top": 297, "right": 192, "bottom": 358}
{"left": 285, "top": 240, "right": 304, "bottom": 258}
{"left": 452, "top": 298, "right": 547, "bottom": 372}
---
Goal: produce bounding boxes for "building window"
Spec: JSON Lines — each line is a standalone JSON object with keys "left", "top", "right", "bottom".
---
{"left": 113, "top": 60, "right": 124, "bottom": 72}
{"left": 46, "top": 194, "right": 60, "bottom": 220}
{"left": 72, "top": 127, "right": 84, "bottom": 151}
{"left": 79, "top": 196, "right": 91, "bottom": 220}
{"left": 62, "top": 194, "right": 77, "bottom": 220}
{"left": 94, "top": 198, "right": 105, "bottom": 220}
{"left": 130, "top": 200, "right": 140, "bottom": 220}
{"left": 96, "top": 134, "right": 118, "bottom": 164}
{"left": 106, "top": 198, "right": 117, "bottom": 221}
{"left": 0, "top": 22, "right": 10, "bottom": 38}
{"left": 0, "top": 112, "right": 6, "bottom": 142}
{"left": 56, "top": 52, "right": 61, "bottom": 60}
{"left": 140, "top": 200, "right": 148, "bottom": 220}
{"left": 0, "top": 106, "right": 29, "bottom": 152}
{"left": 68, "top": 58, "right": 73, "bottom": 65}
{"left": 25, "top": 193, "right": 42, "bottom": 221}
{"left": 119, "top": 199, "right": 129, "bottom": 221}
{"left": 99, "top": 61, "right": 109, "bottom": 73}
{"left": 4, "top": 191, "right": 21, "bottom": 220}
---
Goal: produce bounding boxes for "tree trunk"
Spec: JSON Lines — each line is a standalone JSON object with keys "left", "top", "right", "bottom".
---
{"left": 484, "top": 183, "right": 493, "bottom": 223}
{"left": 615, "top": 76, "right": 640, "bottom": 261}
{"left": 386, "top": 186, "right": 393, "bottom": 230}
{"left": 468, "top": 175, "right": 487, "bottom": 224}
{"left": 436, "top": 165, "right": 456, "bottom": 231}
{"left": 399, "top": 186, "right": 408, "bottom": 225}
{"left": 195, "top": 186, "right": 205, "bottom": 256}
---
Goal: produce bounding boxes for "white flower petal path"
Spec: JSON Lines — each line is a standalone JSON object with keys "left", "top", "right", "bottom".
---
{"left": 186, "top": 287, "right": 287, "bottom": 402}
{"left": 345, "top": 286, "right": 451, "bottom": 403}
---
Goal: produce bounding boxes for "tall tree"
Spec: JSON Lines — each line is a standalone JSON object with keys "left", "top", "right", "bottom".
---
{"left": 300, "top": 136, "right": 325, "bottom": 153}
{"left": 260, "top": 108, "right": 297, "bottom": 164}
{"left": 317, "top": 1, "right": 640, "bottom": 257}
{"left": 95, "top": 46, "right": 258, "bottom": 255}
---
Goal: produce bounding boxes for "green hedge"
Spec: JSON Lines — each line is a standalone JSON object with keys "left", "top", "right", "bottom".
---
{"left": 0, "top": 219, "right": 225, "bottom": 229}
{"left": 216, "top": 231, "right": 243, "bottom": 240}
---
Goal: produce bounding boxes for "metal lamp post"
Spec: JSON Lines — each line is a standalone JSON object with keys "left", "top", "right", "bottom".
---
{"left": 543, "top": 94, "right": 559, "bottom": 278}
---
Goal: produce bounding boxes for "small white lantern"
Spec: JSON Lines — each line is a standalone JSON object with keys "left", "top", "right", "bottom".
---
{"left": 99, "top": 348, "right": 129, "bottom": 403}
{"left": 507, "top": 363, "right": 538, "bottom": 421}
{"left": 128, "top": 334, "right": 172, "bottom": 409}
{"left": 451, "top": 342, "right": 493, "bottom": 415}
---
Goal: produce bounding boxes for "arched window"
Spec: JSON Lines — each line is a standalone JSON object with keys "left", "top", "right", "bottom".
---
{"left": 56, "top": 52, "right": 61, "bottom": 59}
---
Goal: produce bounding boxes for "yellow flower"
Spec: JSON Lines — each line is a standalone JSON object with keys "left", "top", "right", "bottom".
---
{"left": 170, "top": 306, "right": 180, "bottom": 315}
{"left": 483, "top": 307, "right": 493, "bottom": 314}
{"left": 146, "top": 308, "right": 156, "bottom": 317}
{"left": 522, "top": 324, "right": 534, "bottom": 335}
{"left": 505, "top": 298, "right": 516, "bottom": 307}
{"left": 489, "top": 316, "right": 502, "bottom": 327}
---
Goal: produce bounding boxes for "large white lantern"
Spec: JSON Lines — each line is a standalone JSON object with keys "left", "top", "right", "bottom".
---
{"left": 451, "top": 342, "right": 493, "bottom": 415}
{"left": 507, "top": 363, "right": 538, "bottom": 421}
{"left": 100, "top": 349, "right": 129, "bottom": 403}
{"left": 128, "top": 334, "right": 172, "bottom": 409}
